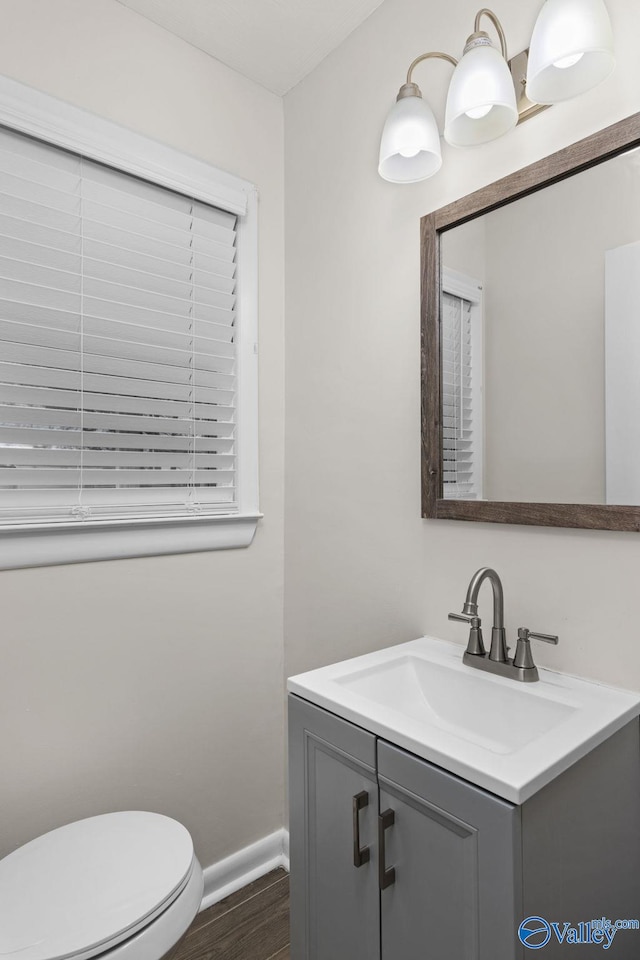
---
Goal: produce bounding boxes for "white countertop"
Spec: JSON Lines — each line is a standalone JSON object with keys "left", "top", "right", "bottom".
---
{"left": 287, "top": 636, "right": 640, "bottom": 803}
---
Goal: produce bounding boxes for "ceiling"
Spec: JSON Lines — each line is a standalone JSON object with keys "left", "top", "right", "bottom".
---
{"left": 115, "top": 0, "right": 386, "bottom": 96}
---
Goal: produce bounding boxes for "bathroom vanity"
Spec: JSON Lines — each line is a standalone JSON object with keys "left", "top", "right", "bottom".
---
{"left": 288, "top": 638, "right": 640, "bottom": 959}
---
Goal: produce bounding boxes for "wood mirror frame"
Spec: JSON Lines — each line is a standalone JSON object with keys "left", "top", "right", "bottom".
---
{"left": 421, "top": 111, "right": 640, "bottom": 532}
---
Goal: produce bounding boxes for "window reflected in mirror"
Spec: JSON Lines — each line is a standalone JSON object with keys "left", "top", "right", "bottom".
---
{"left": 440, "top": 146, "right": 640, "bottom": 506}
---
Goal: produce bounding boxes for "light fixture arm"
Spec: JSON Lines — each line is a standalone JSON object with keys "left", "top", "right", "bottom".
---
{"left": 472, "top": 8, "right": 508, "bottom": 60}
{"left": 406, "top": 51, "right": 458, "bottom": 87}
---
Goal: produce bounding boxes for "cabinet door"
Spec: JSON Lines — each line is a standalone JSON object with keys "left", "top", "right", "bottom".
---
{"left": 289, "top": 696, "right": 381, "bottom": 960}
{"left": 378, "top": 741, "right": 523, "bottom": 960}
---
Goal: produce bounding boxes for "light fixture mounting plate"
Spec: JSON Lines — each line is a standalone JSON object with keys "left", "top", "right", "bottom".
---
{"left": 509, "top": 49, "right": 549, "bottom": 124}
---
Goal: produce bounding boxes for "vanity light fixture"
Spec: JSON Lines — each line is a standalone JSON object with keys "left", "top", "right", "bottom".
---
{"left": 526, "top": 0, "right": 615, "bottom": 103}
{"left": 444, "top": 10, "right": 518, "bottom": 148}
{"left": 378, "top": 0, "right": 615, "bottom": 183}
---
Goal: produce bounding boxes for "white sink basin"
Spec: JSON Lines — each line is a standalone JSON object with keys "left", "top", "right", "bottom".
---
{"left": 337, "top": 655, "right": 576, "bottom": 755}
{"left": 288, "top": 637, "right": 640, "bottom": 803}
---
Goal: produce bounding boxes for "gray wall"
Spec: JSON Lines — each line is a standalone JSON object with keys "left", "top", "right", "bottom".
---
{"left": 0, "top": 0, "right": 285, "bottom": 867}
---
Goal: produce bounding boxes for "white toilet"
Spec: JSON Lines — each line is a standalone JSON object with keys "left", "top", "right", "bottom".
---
{"left": 0, "top": 811, "right": 204, "bottom": 960}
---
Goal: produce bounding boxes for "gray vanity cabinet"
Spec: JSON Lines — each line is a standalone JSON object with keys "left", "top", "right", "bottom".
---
{"left": 289, "top": 694, "right": 521, "bottom": 960}
{"left": 288, "top": 694, "right": 381, "bottom": 960}
{"left": 378, "top": 741, "right": 520, "bottom": 960}
{"left": 290, "top": 693, "right": 640, "bottom": 959}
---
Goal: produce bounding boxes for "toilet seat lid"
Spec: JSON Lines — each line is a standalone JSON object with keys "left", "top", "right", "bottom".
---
{"left": 0, "top": 812, "right": 195, "bottom": 960}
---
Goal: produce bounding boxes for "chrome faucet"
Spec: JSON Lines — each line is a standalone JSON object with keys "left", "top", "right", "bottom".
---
{"left": 448, "top": 567, "right": 559, "bottom": 682}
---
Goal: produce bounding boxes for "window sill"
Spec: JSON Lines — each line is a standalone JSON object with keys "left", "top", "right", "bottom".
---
{"left": 0, "top": 514, "right": 262, "bottom": 570}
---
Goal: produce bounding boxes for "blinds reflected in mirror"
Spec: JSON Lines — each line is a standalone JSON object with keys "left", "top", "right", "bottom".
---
{"left": 0, "top": 125, "right": 238, "bottom": 523}
{"left": 441, "top": 290, "right": 482, "bottom": 499}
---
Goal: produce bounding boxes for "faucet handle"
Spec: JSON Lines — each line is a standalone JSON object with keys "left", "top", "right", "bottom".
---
{"left": 448, "top": 612, "right": 485, "bottom": 657}
{"left": 448, "top": 612, "right": 477, "bottom": 624}
{"left": 518, "top": 627, "right": 559, "bottom": 644}
{"left": 514, "top": 627, "right": 559, "bottom": 670}
{"left": 527, "top": 631, "right": 559, "bottom": 644}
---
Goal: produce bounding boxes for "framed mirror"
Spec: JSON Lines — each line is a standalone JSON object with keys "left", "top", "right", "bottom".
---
{"left": 421, "top": 112, "right": 640, "bottom": 531}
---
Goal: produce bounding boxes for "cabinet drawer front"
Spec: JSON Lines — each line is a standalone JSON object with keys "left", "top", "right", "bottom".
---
{"left": 378, "top": 741, "right": 523, "bottom": 960}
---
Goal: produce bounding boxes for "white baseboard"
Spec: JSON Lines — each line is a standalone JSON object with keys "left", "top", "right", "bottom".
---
{"left": 200, "top": 828, "right": 290, "bottom": 912}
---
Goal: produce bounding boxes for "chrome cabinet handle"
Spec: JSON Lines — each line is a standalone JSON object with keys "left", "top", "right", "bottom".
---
{"left": 352, "top": 791, "right": 370, "bottom": 868}
{"left": 378, "top": 808, "right": 396, "bottom": 889}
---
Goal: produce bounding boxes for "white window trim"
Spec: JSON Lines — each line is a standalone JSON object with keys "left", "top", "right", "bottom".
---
{"left": 442, "top": 268, "right": 484, "bottom": 500}
{"left": 0, "top": 75, "right": 261, "bottom": 568}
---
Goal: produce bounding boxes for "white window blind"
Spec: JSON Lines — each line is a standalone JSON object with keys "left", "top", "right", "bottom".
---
{"left": 0, "top": 125, "right": 240, "bottom": 525}
{"left": 441, "top": 290, "right": 479, "bottom": 499}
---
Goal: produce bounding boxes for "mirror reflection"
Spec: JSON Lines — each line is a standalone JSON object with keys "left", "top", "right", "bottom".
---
{"left": 441, "top": 146, "right": 640, "bottom": 505}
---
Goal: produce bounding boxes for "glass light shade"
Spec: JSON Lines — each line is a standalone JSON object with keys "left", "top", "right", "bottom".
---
{"left": 444, "top": 44, "right": 518, "bottom": 147}
{"left": 526, "top": 0, "right": 615, "bottom": 104}
{"left": 378, "top": 95, "right": 442, "bottom": 183}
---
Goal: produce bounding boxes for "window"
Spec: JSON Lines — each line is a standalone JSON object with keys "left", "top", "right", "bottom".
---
{"left": 441, "top": 270, "right": 483, "bottom": 500}
{"left": 0, "top": 76, "right": 258, "bottom": 567}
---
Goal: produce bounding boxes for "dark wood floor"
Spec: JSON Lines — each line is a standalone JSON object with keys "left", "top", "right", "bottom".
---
{"left": 175, "top": 868, "right": 290, "bottom": 960}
